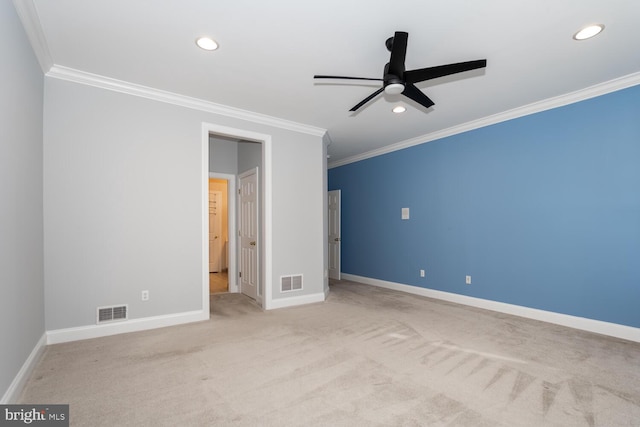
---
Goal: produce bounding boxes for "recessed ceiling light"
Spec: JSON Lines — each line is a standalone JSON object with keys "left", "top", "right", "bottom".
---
{"left": 196, "top": 37, "right": 219, "bottom": 51}
{"left": 392, "top": 106, "right": 406, "bottom": 114}
{"left": 573, "top": 24, "right": 604, "bottom": 40}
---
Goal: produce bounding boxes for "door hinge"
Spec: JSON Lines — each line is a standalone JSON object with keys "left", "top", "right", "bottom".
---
{"left": 238, "top": 189, "right": 241, "bottom": 194}
{"left": 239, "top": 271, "right": 242, "bottom": 278}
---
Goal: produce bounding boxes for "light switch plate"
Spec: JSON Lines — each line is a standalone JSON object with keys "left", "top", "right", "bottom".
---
{"left": 402, "top": 208, "right": 410, "bottom": 220}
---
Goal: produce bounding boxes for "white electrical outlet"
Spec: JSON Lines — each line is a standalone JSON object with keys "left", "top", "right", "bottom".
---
{"left": 465, "top": 275, "right": 472, "bottom": 285}
{"left": 420, "top": 269, "right": 425, "bottom": 277}
{"left": 141, "top": 290, "right": 149, "bottom": 301}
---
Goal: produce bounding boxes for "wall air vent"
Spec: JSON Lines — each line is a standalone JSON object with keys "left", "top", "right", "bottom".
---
{"left": 96, "top": 305, "right": 128, "bottom": 324}
{"left": 280, "top": 275, "right": 303, "bottom": 292}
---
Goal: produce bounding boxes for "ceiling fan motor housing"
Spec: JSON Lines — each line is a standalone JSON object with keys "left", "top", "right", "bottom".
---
{"left": 383, "top": 62, "right": 405, "bottom": 95}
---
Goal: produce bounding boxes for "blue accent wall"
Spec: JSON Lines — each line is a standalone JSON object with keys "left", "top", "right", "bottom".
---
{"left": 329, "top": 85, "right": 640, "bottom": 328}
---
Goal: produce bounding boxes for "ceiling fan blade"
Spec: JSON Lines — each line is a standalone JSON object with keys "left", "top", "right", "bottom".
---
{"left": 349, "top": 87, "right": 384, "bottom": 112}
{"left": 314, "top": 75, "right": 382, "bottom": 81}
{"left": 388, "top": 31, "right": 408, "bottom": 77}
{"left": 404, "top": 59, "right": 487, "bottom": 84}
{"left": 402, "top": 84, "right": 435, "bottom": 109}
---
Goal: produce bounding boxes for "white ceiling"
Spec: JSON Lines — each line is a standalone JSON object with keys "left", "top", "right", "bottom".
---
{"left": 25, "top": 0, "right": 640, "bottom": 165}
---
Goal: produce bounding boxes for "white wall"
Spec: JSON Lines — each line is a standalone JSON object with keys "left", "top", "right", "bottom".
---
{"left": 270, "top": 131, "right": 326, "bottom": 301}
{"left": 43, "top": 76, "right": 326, "bottom": 330}
{"left": 0, "top": 1, "right": 45, "bottom": 401}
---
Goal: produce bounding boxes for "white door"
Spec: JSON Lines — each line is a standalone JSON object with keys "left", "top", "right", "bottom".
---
{"left": 209, "top": 189, "right": 222, "bottom": 273}
{"left": 239, "top": 168, "right": 259, "bottom": 301}
{"left": 328, "top": 190, "right": 341, "bottom": 280}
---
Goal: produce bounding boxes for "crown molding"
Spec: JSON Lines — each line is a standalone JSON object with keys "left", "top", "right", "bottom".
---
{"left": 328, "top": 72, "right": 640, "bottom": 169}
{"left": 16, "top": 0, "right": 324, "bottom": 136}
{"left": 13, "top": 0, "right": 53, "bottom": 72}
{"left": 46, "top": 65, "right": 327, "bottom": 137}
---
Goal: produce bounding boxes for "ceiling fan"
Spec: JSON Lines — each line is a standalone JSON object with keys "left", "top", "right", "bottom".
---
{"left": 314, "top": 31, "right": 487, "bottom": 112}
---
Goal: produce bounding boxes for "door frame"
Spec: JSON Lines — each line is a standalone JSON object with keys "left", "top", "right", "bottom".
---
{"left": 209, "top": 173, "right": 237, "bottom": 293}
{"left": 202, "top": 123, "right": 272, "bottom": 315}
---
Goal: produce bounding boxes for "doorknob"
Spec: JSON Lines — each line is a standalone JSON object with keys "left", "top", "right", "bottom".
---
{"left": 334, "top": 237, "right": 341, "bottom": 242}
{"left": 250, "top": 241, "right": 256, "bottom": 246}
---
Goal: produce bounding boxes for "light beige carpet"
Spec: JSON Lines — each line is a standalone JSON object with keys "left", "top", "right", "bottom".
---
{"left": 19, "top": 280, "right": 640, "bottom": 426}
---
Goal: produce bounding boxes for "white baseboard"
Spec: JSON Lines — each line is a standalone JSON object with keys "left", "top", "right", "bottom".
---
{"left": 1, "top": 333, "right": 47, "bottom": 404}
{"left": 341, "top": 273, "right": 640, "bottom": 343}
{"left": 46, "top": 310, "right": 209, "bottom": 344}
{"left": 269, "top": 292, "right": 327, "bottom": 310}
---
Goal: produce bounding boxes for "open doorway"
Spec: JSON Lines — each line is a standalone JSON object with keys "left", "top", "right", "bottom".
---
{"left": 207, "top": 126, "right": 267, "bottom": 309}
{"left": 209, "top": 178, "right": 229, "bottom": 294}
{"left": 208, "top": 171, "right": 237, "bottom": 296}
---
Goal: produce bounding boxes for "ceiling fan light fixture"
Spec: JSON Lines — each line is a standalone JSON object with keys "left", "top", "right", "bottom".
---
{"left": 313, "top": 31, "right": 487, "bottom": 112}
{"left": 573, "top": 24, "right": 604, "bottom": 40}
{"left": 196, "top": 37, "right": 219, "bottom": 51}
{"left": 392, "top": 105, "right": 406, "bottom": 114}
{"left": 384, "top": 83, "right": 405, "bottom": 95}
